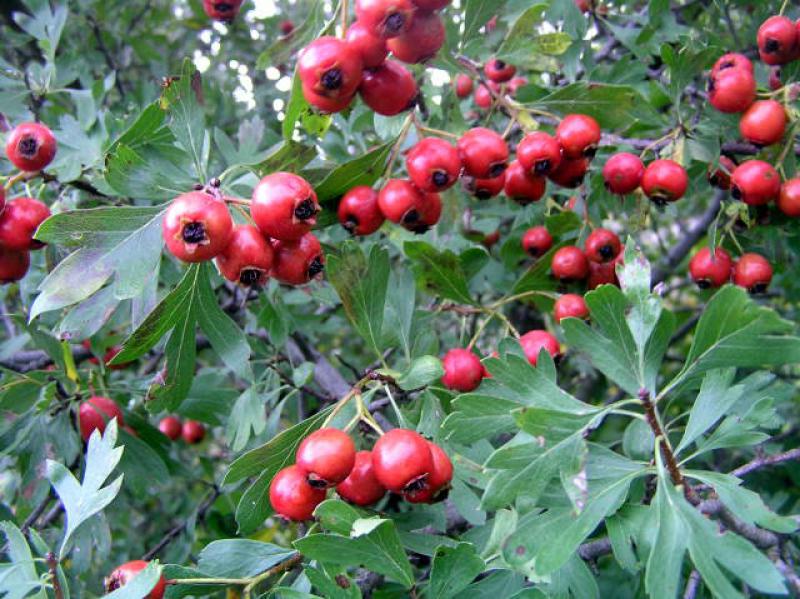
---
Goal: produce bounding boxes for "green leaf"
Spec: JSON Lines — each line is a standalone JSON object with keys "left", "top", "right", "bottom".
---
{"left": 282, "top": 72, "right": 332, "bottom": 141}
{"left": 427, "top": 543, "right": 485, "bottom": 599}
{"left": 226, "top": 385, "right": 274, "bottom": 452}
{"left": 396, "top": 355, "right": 443, "bottom": 391}
{"left": 497, "top": 5, "right": 571, "bottom": 69}
{"left": 256, "top": 2, "right": 328, "bottom": 70}
{"left": 251, "top": 140, "right": 317, "bottom": 177}
{"left": 675, "top": 368, "right": 739, "bottom": 454}
{"left": 404, "top": 241, "right": 476, "bottom": 305}
{"left": 117, "top": 428, "right": 169, "bottom": 495}
{"left": 161, "top": 59, "right": 207, "bottom": 181}
{"left": 197, "top": 541, "right": 296, "bottom": 579}
{"left": 0, "top": 522, "right": 47, "bottom": 599}
{"left": 462, "top": 0, "right": 496, "bottom": 44}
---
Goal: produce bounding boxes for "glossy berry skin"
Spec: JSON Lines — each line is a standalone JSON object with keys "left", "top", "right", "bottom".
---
{"left": 457, "top": 127, "right": 509, "bottom": 179}
{"left": 641, "top": 159, "right": 688, "bottom": 204}
{"left": 359, "top": 61, "right": 417, "bottom": 116}
{"left": 454, "top": 74, "right": 473, "bottom": 98}
{"left": 473, "top": 84, "right": 493, "bottom": 109}
{"left": 709, "top": 69, "right": 755, "bottom": 113}
{"left": 708, "top": 156, "right": 736, "bottom": 190}
{"left": 520, "top": 330, "right": 560, "bottom": 366}
{"left": 556, "top": 114, "right": 601, "bottom": 159}
{"left": 299, "top": 37, "right": 363, "bottom": 110}
{"left": 272, "top": 232, "right": 325, "bottom": 285}
{"left": 215, "top": 225, "right": 274, "bottom": 287}
{"left": 730, "top": 161, "right": 781, "bottom": 206}
{"left": 711, "top": 52, "right": 753, "bottom": 77}
{"left": 0, "top": 248, "right": 29, "bottom": 283}
{"left": 758, "top": 16, "right": 799, "bottom": 66}
{"left": 162, "top": 192, "right": 233, "bottom": 263}
{"left": 733, "top": 253, "right": 773, "bottom": 293}
{"left": 269, "top": 465, "right": 326, "bottom": 521}
{"left": 301, "top": 87, "right": 355, "bottom": 113}
{"left": 202, "top": 0, "right": 243, "bottom": 21}
{"left": 5, "top": 122, "right": 57, "bottom": 172}
{"left": 251, "top": 172, "right": 319, "bottom": 241}
{"left": 778, "top": 178, "right": 800, "bottom": 217}
{"left": 507, "top": 76, "right": 528, "bottom": 97}
{"left": 387, "top": 10, "right": 445, "bottom": 64}
{"left": 0, "top": 198, "right": 51, "bottom": 251}
{"left": 405, "top": 191, "right": 441, "bottom": 233}
{"left": 403, "top": 442, "right": 453, "bottom": 503}
{"left": 355, "top": 0, "right": 415, "bottom": 39}
{"left": 554, "top": 294, "right": 589, "bottom": 323}
{"left": 338, "top": 186, "right": 385, "bottom": 235}
{"left": 484, "top": 59, "right": 516, "bottom": 83}
{"left": 378, "top": 179, "right": 425, "bottom": 223}
{"left": 688, "top": 247, "right": 733, "bottom": 289}
{"left": 441, "top": 348, "right": 484, "bottom": 392}
{"left": 465, "top": 172, "right": 505, "bottom": 200}
{"left": 551, "top": 246, "right": 589, "bottom": 282}
{"left": 106, "top": 561, "right": 166, "bottom": 599}
{"left": 336, "top": 450, "right": 386, "bottom": 506}
{"left": 79, "top": 396, "right": 124, "bottom": 442}
{"left": 411, "top": 0, "right": 449, "bottom": 8}
{"left": 517, "top": 132, "right": 562, "bottom": 176}
{"left": 158, "top": 416, "right": 182, "bottom": 441}
{"left": 602, "top": 152, "right": 644, "bottom": 195}
{"left": 503, "top": 161, "right": 546, "bottom": 205}
{"left": 548, "top": 157, "right": 589, "bottom": 188}
{"left": 522, "top": 226, "right": 553, "bottom": 258}
{"left": 587, "top": 260, "right": 618, "bottom": 290}
{"left": 406, "top": 137, "right": 461, "bottom": 192}
{"left": 372, "top": 429, "right": 433, "bottom": 492}
{"left": 182, "top": 420, "right": 206, "bottom": 444}
{"left": 585, "top": 228, "right": 621, "bottom": 263}
{"left": 739, "top": 100, "right": 786, "bottom": 147}
{"left": 296, "top": 428, "right": 356, "bottom": 488}
{"left": 345, "top": 21, "right": 388, "bottom": 68}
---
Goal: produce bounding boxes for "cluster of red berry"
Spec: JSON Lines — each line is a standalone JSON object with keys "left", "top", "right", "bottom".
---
{"left": 453, "top": 59, "right": 528, "bottom": 110}
{"left": 689, "top": 248, "right": 773, "bottom": 294}
{"left": 0, "top": 122, "right": 55, "bottom": 283}
{"left": 269, "top": 427, "right": 452, "bottom": 521}
{"left": 162, "top": 173, "right": 324, "bottom": 286}
{"left": 298, "top": 0, "right": 450, "bottom": 115}
{"left": 158, "top": 415, "right": 206, "bottom": 444}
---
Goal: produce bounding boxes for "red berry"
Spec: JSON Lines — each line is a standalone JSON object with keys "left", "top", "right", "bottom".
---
{"left": 507, "top": 76, "right": 528, "bottom": 97}
{"left": 299, "top": 37, "right": 363, "bottom": 112}
{"left": 454, "top": 74, "right": 473, "bottom": 98}
{"left": 215, "top": 224, "right": 274, "bottom": 286}
{"left": 346, "top": 21, "right": 388, "bottom": 69}
{"left": 739, "top": 100, "right": 787, "bottom": 146}
{"left": 387, "top": 10, "right": 445, "bottom": 64}
{"left": 641, "top": 159, "right": 688, "bottom": 204}
{"left": 106, "top": 561, "right": 166, "bottom": 599}
{"left": 457, "top": 127, "right": 509, "bottom": 178}
{"left": 251, "top": 172, "right": 319, "bottom": 241}
{"left": 710, "top": 53, "right": 753, "bottom": 77}
{"left": 465, "top": 172, "right": 506, "bottom": 200}
{"left": 709, "top": 69, "right": 755, "bottom": 113}
{"left": 758, "top": 15, "right": 799, "bottom": 65}
{"left": 474, "top": 84, "right": 493, "bottom": 109}
{"left": 521, "top": 226, "right": 553, "bottom": 258}
{"left": 441, "top": 348, "right": 484, "bottom": 392}
{"left": 336, "top": 450, "right": 386, "bottom": 506}
{"left": 371, "top": 429, "right": 433, "bottom": 492}
{"left": 103, "top": 346, "right": 129, "bottom": 370}
{"left": 587, "top": 260, "right": 618, "bottom": 290}
{"left": 301, "top": 86, "right": 355, "bottom": 113}
{"left": 778, "top": 178, "right": 800, "bottom": 217}
{"left": 517, "top": 132, "right": 562, "bottom": 177}
{"left": 556, "top": 114, "right": 601, "bottom": 159}
{"left": 338, "top": 186, "right": 385, "bottom": 235}
{"left": 379, "top": 180, "right": 441, "bottom": 232}
{"left": 730, "top": 160, "right": 781, "bottom": 206}
{"left": 359, "top": 60, "right": 417, "bottom": 116}
{"left": 602, "top": 152, "right": 644, "bottom": 195}
{"left": 484, "top": 59, "right": 516, "bottom": 83}
{"left": 158, "top": 416, "right": 182, "bottom": 441}
{"left": 733, "top": 253, "right": 773, "bottom": 293}
{"left": 551, "top": 246, "right": 589, "bottom": 282}
{"left": 403, "top": 441, "right": 453, "bottom": 503}
{"left": 548, "top": 157, "right": 589, "bottom": 188}
{"left": 355, "top": 0, "right": 415, "bottom": 39}
{"left": 272, "top": 232, "right": 325, "bottom": 285}
{"left": 0, "top": 197, "right": 50, "bottom": 251}
{"left": 585, "top": 228, "right": 621, "bottom": 263}
{"left": 79, "top": 396, "right": 124, "bottom": 442}
{"left": 0, "top": 247, "right": 29, "bottom": 284}
{"left": 280, "top": 20, "right": 295, "bottom": 35}
{"left": 503, "top": 160, "right": 546, "bottom": 204}
{"left": 708, "top": 156, "right": 736, "bottom": 190}
{"left": 162, "top": 192, "right": 233, "bottom": 263}
{"left": 406, "top": 137, "right": 461, "bottom": 192}
{"left": 689, "top": 246, "right": 733, "bottom": 289}
{"left": 519, "top": 330, "right": 560, "bottom": 366}
{"left": 411, "top": 0, "right": 449, "bottom": 10}
{"left": 202, "top": 0, "right": 243, "bottom": 21}
{"left": 481, "top": 230, "right": 501, "bottom": 249}
{"left": 769, "top": 67, "right": 783, "bottom": 91}
{"left": 5, "top": 122, "right": 57, "bottom": 172}
{"left": 182, "top": 420, "right": 206, "bottom": 444}
{"left": 269, "top": 464, "right": 326, "bottom": 521}
{"left": 296, "top": 428, "right": 357, "bottom": 488}
{"left": 554, "top": 294, "right": 589, "bottom": 323}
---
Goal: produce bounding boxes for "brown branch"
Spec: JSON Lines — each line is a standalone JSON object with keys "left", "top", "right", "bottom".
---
{"left": 46, "top": 552, "right": 64, "bottom": 599}
{"left": 682, "top": 570, "right": 701, "bottom": 599}
{"left": 731, "top": 448, "right": 800, "bottom": 478}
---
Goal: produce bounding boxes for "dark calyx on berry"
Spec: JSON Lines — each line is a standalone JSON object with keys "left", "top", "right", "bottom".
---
{"left": 432, "top": 171, "right": 449, "bottom": 187}
{"left": 494, "top": 60, "right": 506, "bottom": 69}
{"left": 534, "top": 159, "right": 550, "bottom": 174}
{"left": 404, "top": 474, "right": 429, "bottom": 493}
{"left": 239, "top": 269, "right": 262, "bottom": 286}
{"left": 385, "top": 13, "right": 406, "bottom": 34}
{"left": 598, "top": 245, "right": 615, "bottom": 260}
{"left": 18, "top": 137, "right": 38, "bottom": 157}
{"left": 488, "top": 162, "right": 507, "bottom": 177}
{"left": 731, "top": 186, "right": 742, "bottom": 200}
{"left": 308, "top": 256, "right": 325, "bottom": 278}
{"left": 306, "top": 473, "right": 329, "bottom": 489}
{"left": 183, "top": 222, "right": 207, "bottom": 243}
{"left": 344, "top": 216, "right": 358, "bottom": 234}
{"left": 475, "top": 189, "right": 492, "bottom": 200}
{"left": 321, "top": 68, "right": 344, "bottom": 90}
{"left": 696, "top": 279, "right": 711, "bottom": 290}
{"left": 105, "top": 572, "right": 123, "bottom": 593}
{"left": 294, "top": 198, "right": 317, "bottom": 220}
{"left": 403, "top": 209, "right": 420, "bottom": 224}
{"left": 583, "top": 145, "right": 598, "bottom": 158}
{"left": 750, "top": 282, "right": 768, "bottom": 294}
{"left": 764, "top": 39, "right": 780, "bottom": 53}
